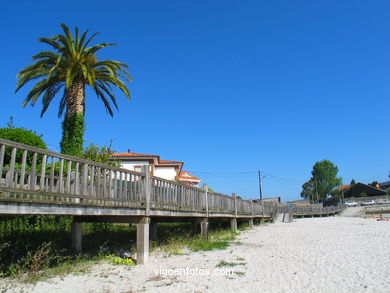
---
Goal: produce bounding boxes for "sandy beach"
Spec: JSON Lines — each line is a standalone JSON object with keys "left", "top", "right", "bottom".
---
{"left": 2, "top": 216, "right": 390, "bottom": 293}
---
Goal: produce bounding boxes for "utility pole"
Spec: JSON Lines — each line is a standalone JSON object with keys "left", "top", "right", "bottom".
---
{"left": 258, "top": 170, "right": 265, "bottom": 217}
{"left": 258, "top": 170, "right": 263, "bottom": 201}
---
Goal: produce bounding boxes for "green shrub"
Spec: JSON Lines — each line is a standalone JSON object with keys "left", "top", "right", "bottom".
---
{"left": 0, "top": 117, "right": 47, "bottom": 165}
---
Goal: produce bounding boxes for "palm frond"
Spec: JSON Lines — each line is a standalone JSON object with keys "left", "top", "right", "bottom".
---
{"left": 17, "top": 23, "right": 132, "bottom": 118}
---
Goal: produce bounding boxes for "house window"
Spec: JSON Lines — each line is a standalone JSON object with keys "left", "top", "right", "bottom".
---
{"left": 134, "top": 165, "right": 142, "bottom": 173}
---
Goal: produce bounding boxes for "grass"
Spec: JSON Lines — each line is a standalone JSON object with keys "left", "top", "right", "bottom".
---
{"left": 1, "top": 220, "right": 243, "bottom": 283}
{"left": 152, "top": 225, "right": 238, "bottom": 256}
{"left": 215, "top": 260, "right": 246, "bottom": 268}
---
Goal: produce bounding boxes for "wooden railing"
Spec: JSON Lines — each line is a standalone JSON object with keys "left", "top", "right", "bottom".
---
{"left": 0, "top": 138, "right": 275, "bottom": 217}
{"left": 278, "top": 205, "right": 342, "bottom": 216}
{"left": 0, "top": 138, "right": 342, "bottom": 218}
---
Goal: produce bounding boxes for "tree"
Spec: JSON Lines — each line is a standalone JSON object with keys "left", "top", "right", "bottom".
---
{"left": 369, "top": 181, "right": 379, "bottom": 188}
{"left": 0, "top": 117, "right": 47, "bottom": 165}
{"left": 82, "top": 141, "right": 119, "bottom": 167}
{"left": 301, "top": 160, "right": 342, "bottom": 201}
{"left": 300, "top": 179, "right": 316, "bottom": 201}
{"left": 350, "top": 179, "right": 356, "bottom": 185}
{"left": 16, "top": 24, "right": 132, "bottom": 156}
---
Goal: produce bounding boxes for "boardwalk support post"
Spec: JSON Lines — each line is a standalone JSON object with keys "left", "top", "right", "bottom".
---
{"left": 71, "top": 218, "right": 82, "bottom": 253}
{"left": 231, "top": 193, "right": 238, "bottom": 232}
{"left": 249, "top": 198, "right": 254, "bottom": 228}
{"left": 137, "top": 165, "right": 151, "bottom": 264}
{"left": 137, "top": 217, "right": 150, "bottom": 264}
{"left": 249, "top": 218, "right": 254, "bottom": 229}
{"left": 200, "top": 218, "right": 209, "bottom": 240}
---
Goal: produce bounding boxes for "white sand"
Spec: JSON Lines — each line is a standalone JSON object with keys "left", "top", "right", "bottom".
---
{"left": 2, "top": 216, "right": 390, "bottom": 293}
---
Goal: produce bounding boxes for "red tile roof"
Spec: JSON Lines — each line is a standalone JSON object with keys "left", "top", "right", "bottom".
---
{"left": 159, "top": 159, "right": 184, "bottom": 165}
{"left": 112, "top": 152, "right": 158, "bottom": 158}
{"left": 177, "top": 171, "right": 201, "bottom": 182}
{"left": 111, "top": 152, "right": 183, "bottom": 166}
{"left": 335, "top": 184, "right": 351, "bottom": 190}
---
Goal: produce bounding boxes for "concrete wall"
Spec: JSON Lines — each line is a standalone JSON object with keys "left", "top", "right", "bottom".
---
{"left": 121, "top": 161, "right": 153, "bottom": 173}
{"left": 154, "top": 166, "right": 176, "bottom": 181}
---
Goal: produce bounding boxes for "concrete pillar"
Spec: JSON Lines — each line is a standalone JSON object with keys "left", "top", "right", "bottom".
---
{"left": 200, "top": 221, "right": 209, "bottom": 240}
{"left": 249, "top": 218, "right": 254, "bottom": 229}
{"left": 150, "top": 222, "right": 158, "bottom": 241}
{"left": 136, "top": 218, "right": 150, "bottom": 264}
{"left": 231, "top": 218, "right": 237, "bottom": 232}
{"left": 71, "top": 222, "right": 82, "bottom": 253}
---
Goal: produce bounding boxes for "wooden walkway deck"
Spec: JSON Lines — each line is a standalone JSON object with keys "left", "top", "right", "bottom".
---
{"left": 0, "top": 138, "right": 342, "bottom": 263}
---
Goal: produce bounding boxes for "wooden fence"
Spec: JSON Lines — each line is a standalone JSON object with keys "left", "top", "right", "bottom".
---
{"left": 0, "top": 138, "right": 340, "bottom": 218}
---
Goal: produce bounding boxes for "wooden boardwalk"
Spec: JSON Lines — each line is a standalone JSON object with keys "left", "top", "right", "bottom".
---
{"left": 0, "top": 138, "right": 342, "bottom": 263}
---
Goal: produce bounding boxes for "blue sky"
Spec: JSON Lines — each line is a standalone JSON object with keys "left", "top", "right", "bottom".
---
{"left": 1, "top": 0, "right": 390, "bottom": 201}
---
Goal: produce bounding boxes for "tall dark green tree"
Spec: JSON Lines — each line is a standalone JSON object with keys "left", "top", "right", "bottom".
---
{"left": 300, "top": 178, "right": 316, "bottom": 201}
{"left": 16, "top": 24, "right": 132, "bottom": 156}
{"left": 301, "top": 160, "right": 342, "bottom": 201}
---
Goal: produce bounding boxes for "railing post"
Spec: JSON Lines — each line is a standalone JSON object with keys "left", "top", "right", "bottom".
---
{"left": 142, "top": 165, "right": 151, "bottom": 216}
{"left": 30, "top": 153, "right": 37, "bottom": 192}
{"left": 203, "top": 183, "right": 209, "bottom": 217}
{"left": 0, "top": 144, "right": 5, "bottom": 178}
{"left": 81, "top": 163, "right": 88, "bottom": 196}
{"left": 6, "top": 147, "right": 17, "bottom": 188}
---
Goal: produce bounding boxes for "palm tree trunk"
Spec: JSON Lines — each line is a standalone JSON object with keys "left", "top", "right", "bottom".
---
{"left": 60, "top": 80, "right": 85, "bottom": 156}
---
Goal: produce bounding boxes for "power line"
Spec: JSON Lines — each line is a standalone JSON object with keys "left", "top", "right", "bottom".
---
{"left": 188, "top": 170, "right": 257, "bottom": 175}
{"left": 188, "top": 169, "right": 306, "bottom": 182}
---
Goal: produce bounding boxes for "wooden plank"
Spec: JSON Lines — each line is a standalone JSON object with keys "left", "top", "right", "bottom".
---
{"left": 0, "top": 144, "right": 5, "bottom": 179}
{"left": 118, "top": 172, "right": 123, "bottom": 199}
{"left": 50, "top": 157, "right": 55, "bottom": 191}
{"left": 113, "top": 170, "right": 118, "bottom": 199}
{"left": 59, "top": 159, "right": 64, "bottom": 193}
{"left": 81, "top": 163, "right": 88, "bottom": 195}
{"left": 66, "top": 161, "right": 72, "bottom": 194}
{"left": 96, "top": 167, "right": 101, "bottom": 198}
{"left": 39, "top": 155, "right": 47, "bottom": 191}
{"left": 123, "top": 172, "right": 128, "bottom": 199}
{"left": 102, "top": 168, "right": 107, "bottom": 198}
{"left": 90, "top": 165, "right": 94, "bottom": 196}
{"left": 30, "top": 153, "right": 37, "bottom": 191}
{"left": 20, "top": 150, "right": 27, "bottom": 187}
{"left": 6, "top": 147, "right": 17, "bottom": 187}
{"left": 108, "top": 170, "right": 113, "bottom": 199}
{"left": 74, "top": 162, "right": 79, "bottom": 195}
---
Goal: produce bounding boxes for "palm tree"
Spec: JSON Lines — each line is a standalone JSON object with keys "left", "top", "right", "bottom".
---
{"left": 16, "top": 24, "right": 132, "bottom": 156}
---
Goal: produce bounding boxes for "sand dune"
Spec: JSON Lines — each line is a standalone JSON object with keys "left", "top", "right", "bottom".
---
{"left": 2, "top": 216, "right": 390, "bottom": 293}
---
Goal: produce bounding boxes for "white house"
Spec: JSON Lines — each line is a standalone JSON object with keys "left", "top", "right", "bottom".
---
{"left": 112, "top": 150, "right": 200, "bottom": 186}
{"left": 177, "top": 171, "right": 201, "bottom": 188}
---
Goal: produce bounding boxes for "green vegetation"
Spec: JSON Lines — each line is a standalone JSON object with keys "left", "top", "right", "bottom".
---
{"left": 215, "top": 260, "right": 246, "bottom": 267}
{"left": 151, "top": 223, "right": 238, "bottom": 256}
{"left": 60, "top": 113, "right": 85, "bottom": 156}
{"left": 16, "top": 24, "right": 132, "bottom": 156}
{"left": 301, "top": 160, "right": 342, "bottom": 201}
{"left": 0, "top": 220, "right": 241, "bottom": 282}
{"left": 82, "top": 141, "right": 119, "bottom": 167}
{"left": 0, "top": 117, "right": 47, "bottom": 164}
